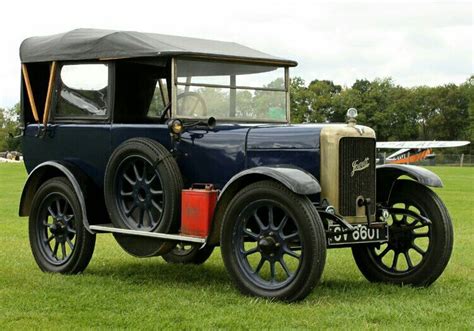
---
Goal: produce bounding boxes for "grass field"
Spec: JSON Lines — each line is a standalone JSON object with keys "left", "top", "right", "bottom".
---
{"left": 0, "top": 164, "right": 473, "bottom": 329}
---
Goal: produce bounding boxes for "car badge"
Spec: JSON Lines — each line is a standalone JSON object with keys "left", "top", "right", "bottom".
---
{"left": 351, "top": 157, "right": 370, "bottom": 177}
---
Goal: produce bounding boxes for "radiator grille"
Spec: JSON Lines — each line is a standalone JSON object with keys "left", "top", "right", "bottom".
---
{"left": 338, "top": 137, "right": 376, "bottom": 216}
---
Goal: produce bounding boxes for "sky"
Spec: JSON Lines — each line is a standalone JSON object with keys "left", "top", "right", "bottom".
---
{"left": 0, "top": 0, "right": 472, "bottom": 108}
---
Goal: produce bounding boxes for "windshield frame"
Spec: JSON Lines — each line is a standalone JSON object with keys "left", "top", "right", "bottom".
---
{"left": 170, "top": 57, "right": 290, "bottom": 124}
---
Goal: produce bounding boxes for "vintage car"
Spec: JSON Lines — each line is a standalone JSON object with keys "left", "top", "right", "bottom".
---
{"left": 18, "top": 29, "right": 453, "bottom": 301}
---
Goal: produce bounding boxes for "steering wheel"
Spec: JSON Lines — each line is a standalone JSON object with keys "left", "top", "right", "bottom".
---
{"left": 177, "top": 92, "right": 208, "bottom": 117}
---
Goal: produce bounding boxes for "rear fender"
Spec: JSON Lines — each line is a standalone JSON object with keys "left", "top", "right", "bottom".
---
{"left": 19, "top": 161, "right": 99, "bottom": 233}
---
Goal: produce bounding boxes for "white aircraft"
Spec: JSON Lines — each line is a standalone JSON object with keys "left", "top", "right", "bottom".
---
{"left": 376, "top": 141, "right": 471, "bottom": 164}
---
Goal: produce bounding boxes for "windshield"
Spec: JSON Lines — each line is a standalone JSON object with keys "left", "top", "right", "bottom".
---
{"left": 175, "top": 59, "right": 288, "bottom": 122}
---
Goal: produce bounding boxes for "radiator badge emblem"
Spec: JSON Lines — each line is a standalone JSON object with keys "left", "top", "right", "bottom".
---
{"left": 351, "top": 157, "right": 370, "bottom": 177}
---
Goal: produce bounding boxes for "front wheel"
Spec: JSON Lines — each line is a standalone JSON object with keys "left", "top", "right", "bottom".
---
{"left": 220, "top": 180, "right": 326, "bottom": 302}
{"left": 352, "top": 180, "right": 453, "bottom": 286}
{"left": 29, "top": 177, "right": 96, "bottom": 274}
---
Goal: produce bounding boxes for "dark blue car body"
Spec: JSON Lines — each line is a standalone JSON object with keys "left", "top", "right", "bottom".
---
{"left": 23, "top": 123, "right": 323, "bottom": 192}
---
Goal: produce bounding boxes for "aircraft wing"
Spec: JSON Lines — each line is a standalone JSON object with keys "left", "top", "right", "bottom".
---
{"left": 376, "top": 141, "right": 470, "bottom": 149}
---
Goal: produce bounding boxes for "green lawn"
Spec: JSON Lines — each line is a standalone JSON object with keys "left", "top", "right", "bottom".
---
{"left": 0, "top": 164, "right": 472, "bottom": 329}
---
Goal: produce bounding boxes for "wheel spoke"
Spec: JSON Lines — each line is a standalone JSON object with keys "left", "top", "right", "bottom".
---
{"left": 242, "top": 247, "right": 258, "bottom": 256}
{"left": 146, "top": 173, "right": 157, "bottom": 185}
{"left": 133, "top": 164, "right": 141, "bottom": 180}
{"left": 268, "top": 206, "right": 274, "bottom": 229}
{"left": 55, "top": 199, "right": 62, "bottom": 215}
{"left": 391, "top": 252, "right": 399, "bottom": 270}
{"left": 120, "top": 190, "right": 133, "bottom": 197}
{"left": 142, "top": 163, "right": 147, "bottom": 181}
{"left": 52, "top": 241, "right": 59, "bottom": 259}
{"left": 243, "top": 228, "right": 259, "bottom": 240}
{"left": 66, "top": 237, "right": 74, "bottom": 250}
{"left": 413, "top": 244, "right": 426, "bottom": 256}
{"left": 61, "top": 242, "right": 67, "bottom": 259}
{"left": 279, "top": 258, "right": 292, "bottom": 278}
{"left": 377, "top": 246, "right": 390, "bottom": 259}
{"left": 283, "top": 247, "right": 300, "bottom": 259}
{"left": 277, "top": 215, "right": 288, "bottom": 232}
{"left": 269, "top": 260, "right": 276, "bottom": 281}
{"left": 43, "top": 221, "right": 53, "bottom": 228}
{"left": 138, "top": 208, "right": 144, "bottom": 227}
{"left": 47, "top": 206, "right": 57, "bottom": 218}
{"left": 123, "top": 173, "right": 136, "bottom": 186}
{"left": 411, "top": 223, "right": 427, "bottom": 230}
{"left": 283, "top": 232, "right": 299, "bottom": 242}
{"left": 150, "top": 188, "right": 163, "bottom": 196}
{"left": 44, "top": 235, "right": 54, "bottom": 244}
{"left": 404, "top": 252, "right": 413, "bottom": 269}
{"left": 253, "top": 212, "right": 265, "bottom": 230}
{"left": 147, "top": 209, "right": 155, "bottom": 227}
{"left": 413, "top": 232, "right": 429, "bottom": 238}
{"left": 254, "top": 257, "right": 265, "bottom": 274}
{"left": 151, "top": 200, "right": 163, "bottom": 213}
{"left": 125, "top": 203, "right": 138, "bottom": 217}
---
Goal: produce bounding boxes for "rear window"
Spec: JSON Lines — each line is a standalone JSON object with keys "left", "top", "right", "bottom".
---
{"left": 54, "top": 64, "right": 109, "bottom": 119}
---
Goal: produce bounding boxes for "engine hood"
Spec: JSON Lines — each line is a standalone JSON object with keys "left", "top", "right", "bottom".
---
{"left": 246, "top": 124, "right": 326, "bottom": 150}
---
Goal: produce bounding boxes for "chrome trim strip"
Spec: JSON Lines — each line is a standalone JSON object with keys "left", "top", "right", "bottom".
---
{"left": 89, "top": 224, "right": 206, "bottom": 244}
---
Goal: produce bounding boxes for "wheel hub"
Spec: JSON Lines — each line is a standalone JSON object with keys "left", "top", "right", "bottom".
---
{"left": 257, "top": 232, "right": 283, "bottom": 259}
{"left": 258, "top": 236, "right": 277, "bottom": 254}
{"left": 50, "top": 217, "right": 68, "bottom": 243}
{"left": 133, "top": 181, "right": 151, "bottom": 206}
{"left": 389, "top": 223, "right": 414, "bottom": 252}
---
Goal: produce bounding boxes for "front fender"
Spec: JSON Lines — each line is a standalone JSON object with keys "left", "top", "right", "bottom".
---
{"left": 207, "top": 166, "right": 320, "bottom": 245}
{"left": 19, "top": 161, "right": 92, "bottom": 233}
{"left": 376, "top": 164, "right": 442, "bottom": 204}
{"left": 220, "top": 166, "right": 321, "bottom": 197}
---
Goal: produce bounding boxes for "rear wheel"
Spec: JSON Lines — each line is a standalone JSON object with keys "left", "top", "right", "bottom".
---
{"left": 162, "top": 243, "right": 214, "bottom": 264}
{"left": 29, "top": 177, "right": 96, "bottom": 274}
{"left": 221, "top": 180, "right": 326, "bottom": 301}
{"left": 352, "top": 180, "right": 453, "bottom": 286}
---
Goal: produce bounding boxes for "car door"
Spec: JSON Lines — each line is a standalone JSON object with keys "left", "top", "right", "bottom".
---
{"left": 23, "top": 62, "right": 112, "bottom": 188}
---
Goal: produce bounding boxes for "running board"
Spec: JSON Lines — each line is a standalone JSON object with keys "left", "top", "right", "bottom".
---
{"left": 89, "top": 224, "right": 206, "bottom": 244}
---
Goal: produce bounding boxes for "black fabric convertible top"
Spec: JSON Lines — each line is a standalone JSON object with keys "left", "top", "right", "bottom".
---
{"left": 20, "top": 28, "right": 297, "bottom": 66}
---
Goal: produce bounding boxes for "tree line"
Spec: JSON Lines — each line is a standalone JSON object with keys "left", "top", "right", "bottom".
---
{"left": 290, "top": 76, "right": 473, "bottom": 148}
{"left": 1, "top": 75, "right": 473, "bottom": 153}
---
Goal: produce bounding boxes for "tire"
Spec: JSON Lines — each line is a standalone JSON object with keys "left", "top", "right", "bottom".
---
{"left": 220, "top": 180, "right": 326, "bottom": 302}
{"left": 162, "top": 243, "right": 214, "bottom": 264}
{"left": 104, "top": 138, "right": 183, "bottom": 257}
{"left": 29, "top": 177, "right": 96, "bottom": 274}
{"left": 352, "top": 180, "right": 453, "bottom": 286}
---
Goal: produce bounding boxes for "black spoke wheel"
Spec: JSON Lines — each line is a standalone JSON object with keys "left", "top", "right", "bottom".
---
{"left": 105, "top": 138, "right": 183, "bottom": 257}
{"left": 162, "top": 243, "right": 214, "bottom": 264}
{"left": 352, "top": 180, "right": 453, "bottom": 286}
{"left": 29, "top": 177, "right": 96, "bottom": 274}
{"left": 221, "top": 180, "right": 326, "bottom": 301}
{"left": 116, "top": 155, "right": 164, "bottom": 231}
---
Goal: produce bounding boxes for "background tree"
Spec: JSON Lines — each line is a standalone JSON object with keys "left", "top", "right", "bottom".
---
{"left": 0, "top": 103, "right": 22, "bottom": 152}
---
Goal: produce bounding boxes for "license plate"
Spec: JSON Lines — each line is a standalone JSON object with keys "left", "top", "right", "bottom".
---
{"left": 327, "top": 223, "right": 388, "bottom": 246}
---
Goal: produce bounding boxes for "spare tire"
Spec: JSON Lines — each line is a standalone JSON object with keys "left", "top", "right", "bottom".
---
{"left": 104, "top": 138, "right": 183, "bottom": 257}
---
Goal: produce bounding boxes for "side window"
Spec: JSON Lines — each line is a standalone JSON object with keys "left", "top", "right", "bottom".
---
{"left": 147, "top": 79, "right": 169, "bottom": 118}
{"left": 55, "top": 64, "right": 109, "bottom": 119}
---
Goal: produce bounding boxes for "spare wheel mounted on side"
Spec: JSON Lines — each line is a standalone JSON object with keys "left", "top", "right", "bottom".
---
{"left": 104, "top": 138, "right": 183, "bottom": 257}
